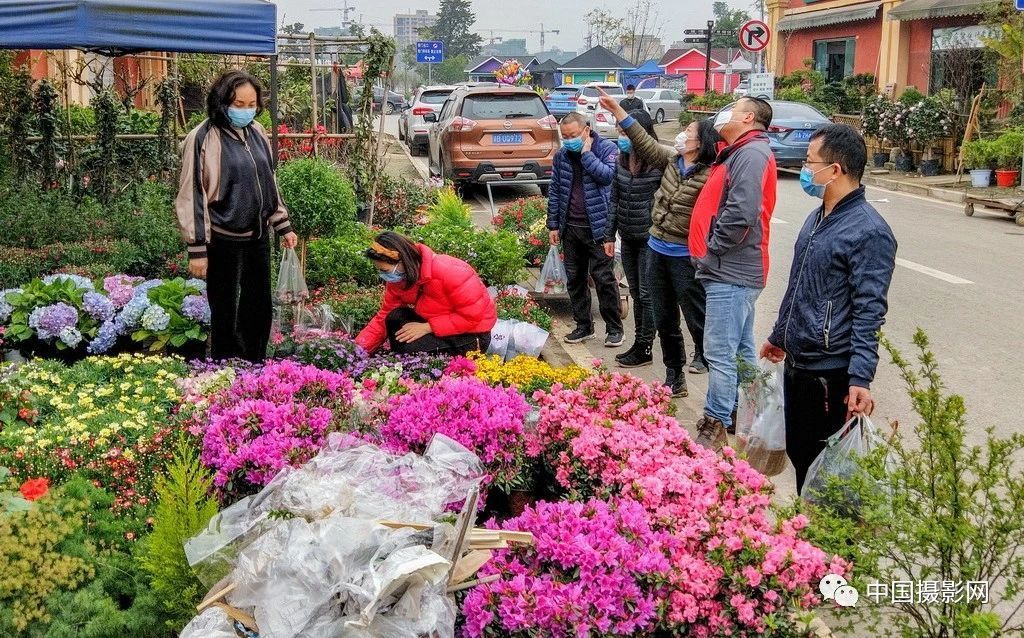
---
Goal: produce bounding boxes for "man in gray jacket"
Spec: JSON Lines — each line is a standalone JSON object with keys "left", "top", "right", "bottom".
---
{"left": 688, "top": 97, "right": 778, "bottom": 450}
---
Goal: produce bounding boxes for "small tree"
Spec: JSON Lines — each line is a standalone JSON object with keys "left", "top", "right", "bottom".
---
{"left": 276, "top": 158, "right": 357, "bottom": 240}
{"left": 34, "top": 79, "right": 60, "bottom": 187}
{"left": 790, "top": 329, "right": 1024, "bottom": 638}
{"left": 906, "top": 93, "right": 953, "bottom": 162}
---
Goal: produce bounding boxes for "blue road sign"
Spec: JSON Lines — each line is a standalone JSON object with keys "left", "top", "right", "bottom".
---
{"left": 416, "top": 41, "right": 444, "bottom": 64}
{"left": 1018, "top": 0, "right": 1024, "bottom": 9}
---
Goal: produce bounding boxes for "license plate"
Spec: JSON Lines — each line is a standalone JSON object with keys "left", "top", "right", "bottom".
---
{"left": 492, "top": 133, "right": 523, "bottom": 145}
{"left": 792, "top": 130, "right": 814, "bottom": 142}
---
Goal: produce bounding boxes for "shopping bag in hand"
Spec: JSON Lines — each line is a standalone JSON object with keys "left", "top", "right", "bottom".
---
{"left": 276, "top": 248, "right": 308, "bottom": 304}
{"left": 536, "top": 246, "right": 567, "bottom": 294}
{"left": 803, "top": 415, "right": 895, "bottom": 512}
{"left": 735, "top": 360, "right": 787, "bottom": 476}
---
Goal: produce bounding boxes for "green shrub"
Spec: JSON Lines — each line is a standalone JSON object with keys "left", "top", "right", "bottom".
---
{"left": 305, "top": 222, "right": 377, "bottom": 288}
{"left": 371, "top": 174, "right": 432, "bottom": 230}
{"left": 314, "top": 284, "right": 384, "bottom": 334}
{"left": 963, "top": 138, "right": 995, "bottom": 170}
{"left": 277, "top": 158, "right": 357, "bottom": 239}
{"left": 494, "top": 196, "right": 549, "bottom": 267}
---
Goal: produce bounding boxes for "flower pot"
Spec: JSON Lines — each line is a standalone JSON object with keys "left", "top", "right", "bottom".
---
{"left": 894, "top": 154, "right": 914, "bottom": 172}
{"left": 995, "top": 169, "right": 1020, "bottom": 188}
{"left": 872, "top": 152, "right": 888, "bottom": 168}
{"left": 918, "top": 159, "right": 940, "bottom": 177}
{"left": 969, "top": 169, "right": 992, "bottom": 188}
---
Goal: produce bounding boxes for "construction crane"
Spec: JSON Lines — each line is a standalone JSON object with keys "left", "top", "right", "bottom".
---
{"left": 311, "top": 1, "right": 357, "bottom": 30}
{"left": 477, "top": 24, "right": 561, "bottom": 55}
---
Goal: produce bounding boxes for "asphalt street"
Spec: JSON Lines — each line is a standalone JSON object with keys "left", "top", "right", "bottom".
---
{"left": 384, "top": 113, "right": 1024, "bottom": 502}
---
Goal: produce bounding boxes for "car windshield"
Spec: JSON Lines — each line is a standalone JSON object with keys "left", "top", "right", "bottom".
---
{"left": 771, "top": 102, "right": 829, "bottom": 121}
{"left": 419, "top": 90, "right": 452, "bottom": 104}
{"left": 636, "top": 90, "right": 657, "bottom": 99}
{"left": 462, "top": 94, "right": 547, "bottom": 119}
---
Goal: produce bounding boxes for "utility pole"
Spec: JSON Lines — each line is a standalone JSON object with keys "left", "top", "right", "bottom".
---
{"left": 704, "top": 20, "right": 713, "bottom": 94}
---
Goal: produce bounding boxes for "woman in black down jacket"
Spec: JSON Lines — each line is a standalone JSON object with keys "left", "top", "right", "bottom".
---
{"left": 603, "top": 109, "right": 663, "bottom": 369}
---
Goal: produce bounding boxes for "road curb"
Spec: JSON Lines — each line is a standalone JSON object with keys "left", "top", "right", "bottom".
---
{"left": 862, "top": 174, "right": 966, "bottom": 205}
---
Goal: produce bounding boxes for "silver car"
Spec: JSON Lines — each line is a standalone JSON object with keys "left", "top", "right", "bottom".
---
{"left": 400, "top": 85, "right": 456, "bottom": 156}
{"left": 636, "top": 88, "right": 684, "bottom": 124}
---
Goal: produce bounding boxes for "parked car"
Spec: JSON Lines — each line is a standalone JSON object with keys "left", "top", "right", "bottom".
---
{"left": 576, "top": 82, "right": 624, "bottom": 139}
{"left": 713, "top": 100, "right": 831, "bottom": 169}
{"left": 635, "top": 88, "right": 684, "bottom": 124}
{"left": 400, "top": 85, "right": 455, "bottom": 156}
{"left": 732, "top": 80, "right": 750, "bottom": 97}
{"left": 425, "top": 85, "right": 558, "bottom": 193}
{"left": 545, "top": 84, "right": 582, "bottom": 120}
{"left": 354, "top": 86, "right": 409, "bottom": 114}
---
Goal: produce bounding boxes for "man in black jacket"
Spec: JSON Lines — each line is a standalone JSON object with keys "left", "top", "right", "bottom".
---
{"left": 618, "top": 84, "right": 644, "bottom": 113}
{"left": 761, "top": 124, "right": 897, "bottom": 493}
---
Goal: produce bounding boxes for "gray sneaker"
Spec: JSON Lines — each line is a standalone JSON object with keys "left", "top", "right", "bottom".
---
{"left": 694, "top": 415, "right": 729, "bottom": 451}
{"left": 688, "top": 356, "right": 708, "bottom": 374}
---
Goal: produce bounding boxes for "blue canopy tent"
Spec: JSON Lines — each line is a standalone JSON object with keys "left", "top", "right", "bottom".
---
{"left": 0, "top": 0, "right": 276, "bottom": 55}
{"left": 624, "top": 59, "right": 664, "bottom": 89}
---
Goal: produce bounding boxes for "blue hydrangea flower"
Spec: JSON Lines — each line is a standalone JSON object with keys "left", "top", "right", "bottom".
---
{"left": 42, "top": 273, "right": 95, "bottom": 291}
{"left": 141, "top": 304, "right": 171, "bottom": 332}
{"left": 28, "top": 302, "right": 79, "bottom": 341}
{"left": 0, "top": 288, "right": 20, "bottom": 323}
{"left": 88, "top": 320, "right": 120, "bottom": 354}
{"left": 186, "top": 278, "right": 208, "bottom": 294}
{"left": 118, "top": 295, "right": 151, "bottom": 330}
{"left": 59, "top": 326, "right": 83, "bottom": 348}
{"left": 181, "top": 294, "right": 211, "bottom": 324}
{"left": 82, "top": 291, "right": 115, "bottom": 323}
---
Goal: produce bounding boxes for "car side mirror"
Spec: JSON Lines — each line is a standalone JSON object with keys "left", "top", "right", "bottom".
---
{"left": 423, "top": 112, "right": 437, "bottom": 123}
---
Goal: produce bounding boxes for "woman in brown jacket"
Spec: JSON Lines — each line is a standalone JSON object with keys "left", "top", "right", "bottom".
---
{"left": 601, "top": 91, "right": 722, "bottom": 396}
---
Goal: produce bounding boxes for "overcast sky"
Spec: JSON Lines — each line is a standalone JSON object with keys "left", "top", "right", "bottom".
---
{"left": 276, "top": 0, "right": 759, "bottom": 53}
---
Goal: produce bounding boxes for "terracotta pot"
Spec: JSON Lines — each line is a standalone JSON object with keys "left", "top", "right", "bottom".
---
{"left": 995, "top": 169, "right": 1020, "bottom": 188}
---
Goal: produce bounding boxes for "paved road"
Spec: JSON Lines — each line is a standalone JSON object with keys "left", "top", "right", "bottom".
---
{"left": 558, "top": 174, "right": 1024, "bottom": 501}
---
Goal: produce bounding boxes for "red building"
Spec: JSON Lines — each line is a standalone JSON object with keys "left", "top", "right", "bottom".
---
{"left": 658, "top": 48, "right": 747, "bottom": 95}
{"left": 767, "top": 0, "right": 988, "bottom": 97}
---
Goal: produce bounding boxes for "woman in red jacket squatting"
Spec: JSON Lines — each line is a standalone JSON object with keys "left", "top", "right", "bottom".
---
{"left": 355, "top": 231, "right": 497, "bottom": 355}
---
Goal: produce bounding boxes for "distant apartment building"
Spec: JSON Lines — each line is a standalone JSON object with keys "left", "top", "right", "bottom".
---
{"left": 394, "top": 10, "right": 437, "bottom": 48}
{"left": 619, "top": 33, "right": 664, "bottom": 65}
{"left": 482, "top": 38, "right": 528, "bottom": 57}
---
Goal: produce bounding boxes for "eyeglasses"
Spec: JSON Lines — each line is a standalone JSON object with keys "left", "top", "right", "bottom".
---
{"left": 802, "top": 160, "right": 830, "bottom": 169}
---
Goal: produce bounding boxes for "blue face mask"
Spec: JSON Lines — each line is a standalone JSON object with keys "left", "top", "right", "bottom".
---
{"left": 227, "top": 107, "right": 257, "bottom": 128}
{"left": 562, "top": 136, "right": 584, "bottom": 153}
{"left": 800, "top": 165, "right": 833, "bottom": 199}
{"left": 617, "top": 137, "right": 633, "bottom": 153}
{"left": 378, "top": 264, "right": 405, "bottom": 284}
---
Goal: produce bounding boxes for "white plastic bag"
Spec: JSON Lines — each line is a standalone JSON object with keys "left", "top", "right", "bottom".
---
{"left": 735, "top": 360, "right": 787, "bottom": 476}
{"left": 180, "top": 607, "right": 240, "bottom": 638}
{"left": 487, "top": 319, "right": 513, "bottom": 361}
{"left": 802, "top": 415, "right": 893, "bottom": 507}
{"left": 487, "top": 319, "right": 548, "bottom": 361}
{"left": 276, "top": 247, "right": 309, "bottom": 304}
{"left": 536, "top": 246, "right": 567, "bottom": 294}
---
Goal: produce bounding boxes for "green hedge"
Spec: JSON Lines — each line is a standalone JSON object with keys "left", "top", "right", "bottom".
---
{"left": 305, "top": 223, "right": 378, "bottom": 289}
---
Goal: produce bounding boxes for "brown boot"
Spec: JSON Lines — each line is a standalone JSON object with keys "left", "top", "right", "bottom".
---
{"left": 695, "top": 415, "right": 729, "bottom": 451}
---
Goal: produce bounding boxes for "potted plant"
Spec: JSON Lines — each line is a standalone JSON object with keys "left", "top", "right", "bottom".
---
{"left": 906, "top": 95, "right": 953, "bottom": 177}
{"left": 963, "top": 139, "right": 994, "bottom": 188}
{"left": 993, "top": 130, "right": 1024, "bottom": 188}
{"left": 881, "top": 100, "right": 913, "bottom": 172}
{"left": 862, "top": 96, "right": 891, "bottom": 167}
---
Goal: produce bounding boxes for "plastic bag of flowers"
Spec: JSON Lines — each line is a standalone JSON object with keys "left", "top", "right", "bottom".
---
{"left": 183, "top": 435, "right": 483, "bottom": 637}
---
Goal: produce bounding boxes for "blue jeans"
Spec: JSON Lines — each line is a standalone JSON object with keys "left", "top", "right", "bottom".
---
{"left": 703, "top": 282, "right": 761, "bottom": 425}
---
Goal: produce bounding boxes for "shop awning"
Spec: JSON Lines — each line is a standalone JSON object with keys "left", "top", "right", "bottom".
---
{"left": 777, "top": 1, "right": 881, "bottom": 32}
{"left": 0, "top": 0, "right": 277, "bottom": 55}
{"left": 887, "top": 0, "right": 985, "bottom": 22}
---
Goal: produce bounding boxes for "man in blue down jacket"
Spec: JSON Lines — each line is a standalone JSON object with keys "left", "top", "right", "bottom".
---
{"left": 547, "top": 112, "right": 623, "bottom": 346}
{"left": 761, "top": 124, "right": 897, "bottom": 494}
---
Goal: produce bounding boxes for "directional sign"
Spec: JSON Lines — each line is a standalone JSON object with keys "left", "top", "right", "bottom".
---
{"left": 739, "top": 20, "right": 770, "bottom": 52}
{"left": 1017, "top": 0, "right": 1024, "bottom": 9}
{"left": 684, "top": 28, "right": 737, "bottom": 36}
{"left": 415, "top": 40, "right": 444, "bottom": 64}
{"left": 682, "top": 38, "right": 709, "bottom": 44}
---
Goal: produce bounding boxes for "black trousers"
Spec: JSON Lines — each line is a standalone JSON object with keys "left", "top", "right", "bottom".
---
{"left": 783, "top": 363, "right": 851, "bottom": 494}
{"left": 562, "top": 224, "right": 623, "bottom": 334}
{"left": 207, "top": 237, "right": 272, "bottom": 363}
{"left": 385, "top": 307, "right": 491, "bottom": 356}
{"left": 619, "top": 237, "right": 654, "bottom": 345}
{"left": 647, "top": 249, "right": 707, "bottom": 370}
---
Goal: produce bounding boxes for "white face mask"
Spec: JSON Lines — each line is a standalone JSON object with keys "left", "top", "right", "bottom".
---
{"left": 674, "top": 132, "right": 690, "bottom": 155}
{"left": 713, "top": 110, "right": 734, "bottom": 131}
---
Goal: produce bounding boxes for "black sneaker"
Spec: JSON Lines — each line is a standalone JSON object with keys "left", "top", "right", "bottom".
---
{"left": 664, "top": 368, "right": 688, "bottom": 398}
{"left": 615, "top": 342, "right": 638, "bottom": 362}
{"left": 688, "top": 354, "right": 709, "bottom": 374}
{"left": 564, "top": 326, "right": 595, "bottom": 344}
{"left": 605, "top": 332, "right": 624, "bottom": 347}
{"left": 617, "top": 343, "right": 653, "bottom": 368}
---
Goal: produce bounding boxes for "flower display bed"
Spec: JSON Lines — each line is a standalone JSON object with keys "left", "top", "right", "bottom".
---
{"left": 0, "top": 331, "right": 848, "bottom": 637}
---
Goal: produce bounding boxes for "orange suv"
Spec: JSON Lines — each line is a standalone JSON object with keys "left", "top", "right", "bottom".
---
{"left": 425, "top": 85, "right": 558, "bottom": 194}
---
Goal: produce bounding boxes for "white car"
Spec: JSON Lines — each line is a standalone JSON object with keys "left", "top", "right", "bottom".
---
{"left": 399, "top": 85, "right": 456, "bottom": 156}
{"left": 575, "top": 82, "right": 624, "bottom": 139}
{"left": 635, "top": 88, "right": 685, "bottom": 124}
{"left": 733, "top": 80, "right": 750, "bottom": 97}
